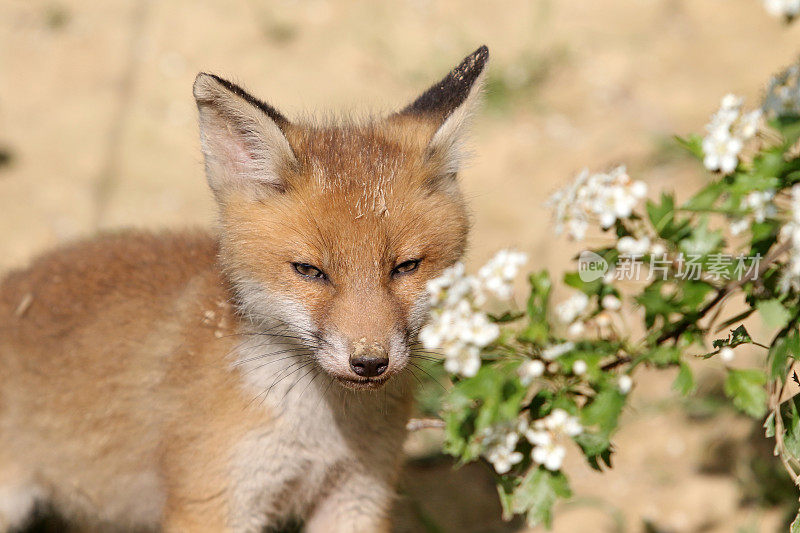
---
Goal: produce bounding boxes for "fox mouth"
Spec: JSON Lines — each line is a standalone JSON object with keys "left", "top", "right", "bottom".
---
{"left": 336, "top": 376, "right": 390, "bottom": 390}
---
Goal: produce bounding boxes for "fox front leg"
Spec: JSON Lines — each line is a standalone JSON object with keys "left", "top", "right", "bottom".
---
{"left": 304, "top": 474, "right": 394, "bottom": 533}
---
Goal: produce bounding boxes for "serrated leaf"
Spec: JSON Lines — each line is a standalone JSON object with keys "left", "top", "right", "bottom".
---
{"left": 713, "top": 325, "right": 753, "bottom": 349}
{"left": 646, "top": 193, "right": 676, "bottom": 237}
{"left": 782, "top": 398, "right": 800, "bottom": 458}
{"left": 674, "top": 134, "right": 704, "bottom": 160}
{"left": 574, "top": 431, "right": 613, "bottom": 471}
{"left": 512, "top": 468, "right": 571, "bottom": 528}
{"left": 792, "top": 510, "right": 800, "bottom": 533}
{"left": 769, "top": 331, "right": 800, "bottom": 380}
{"left": 756, "top": 299, "right": 791, "bottom": 329}
{"left": 497, "top": 483, "right": 515, "bottom": 522}
{"left": 489, "top": 311, "right": 525, "bottom": 323}
{"left": 724, "top": 368, "right": 768, "bottom": 418}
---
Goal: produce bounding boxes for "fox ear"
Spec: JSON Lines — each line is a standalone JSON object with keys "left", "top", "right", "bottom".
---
{"left": 193, "top": 73, "right": 296, "bottom": 198}
{"left": 396, "top": 45, "right": 489, "bottom": 180}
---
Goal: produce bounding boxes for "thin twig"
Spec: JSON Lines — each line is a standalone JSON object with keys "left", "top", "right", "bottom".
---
{"left": 406, "top": 418, "right": 446, "bottom": 431}
{"left": 92, "top": 0, "right": 151, "bottom": 228}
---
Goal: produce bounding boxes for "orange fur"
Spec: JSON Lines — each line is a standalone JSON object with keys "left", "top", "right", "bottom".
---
{"left": 0, "top": 46, "right": 488, "bottom": 532}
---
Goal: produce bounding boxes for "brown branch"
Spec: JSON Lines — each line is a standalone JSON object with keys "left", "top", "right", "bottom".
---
{"left": 656, "top": 241, "right": 791, "bottom": 345}
{"left": 406, "top": 418, "right": 446, "bottom": 431}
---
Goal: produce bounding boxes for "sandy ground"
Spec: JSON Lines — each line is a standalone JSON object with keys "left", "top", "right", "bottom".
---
{"left": 2, "top": 1, "right": 800, "bottom": 531}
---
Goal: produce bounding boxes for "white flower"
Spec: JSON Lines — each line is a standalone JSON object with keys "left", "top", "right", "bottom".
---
{"left": 734, "top": 109, "right": 763, "bottom": 140}
{"left": 719, "top": 347, "right": 735, "bottom": 363}
{"left": 744, "top": 190, "right": 775, "bottom": 223}
{"left": 477, "top": 249, "right": 528, "bottom": 300}
{"left": 573, "top": 359, "right": 587, "bottom": 375}
{"left": 702, "top": 129, "right": 742, "bottom": 174}
{"left": 524, "top": 410, "right": 582, "bottom": 471}
{"left": 650, "top": 242, "right": 667, "bottom": 257}
{"left": 426, "top": 262, "right": 466, "bottom": 305}
{"left": 780, "top": 184, "right": 800, "bottom": 292}
{"left": 729, "top": 217, "right": 750, "bottom": 236}
{"left": 595, "top": 312, "right": 612, "bottom": 328}
{"left": 518, "top": 359, "right": 545, "bottom": 384}
{"left": 618, "top": 375, "right": 633, "bottom": 394}
{"left": 763, "top": 0, "right": 800, "bottom": 18}
{"left": 701, "top": 94, "right": 764, "bottom": 175}
{"left": 555, "top": 292, "right": 589, "bottom": 323}
{"left": 458, "top": 312, "right": 499, "bottom": 348}
{"left": 617, "top": 236, "right": 650, "bottom": 256}
{"left": 443, "top": 344, "right": 481, "bottom": 377}
{"left": 542, "top": 408, "right": 583, "bottom": 437}
{"left": 541, "top": 342, "right": 575, "bottom": 361}
{"left": 532, "top": 439, "right": 567, "bottom": 471}
{"left": 546, "top": 166, "right": 647, "bottom": 240}
{"left": 524, "top": 427, "right": 551, "bottom": 446}
{"left": 707, "top": 94, "right": 741, "bottom": 132}
{"left": 482, "top": 426, "right": 523, "bottom": 474}
{"left": 566, "top": 321, "right": 585, "bottom": 337}
{"left": 486, "top": 446, "right": 523, "bottom": 474}
{"left": 525, "top": 428, "right": 566, "bottom": 471}
{"left": 601, "top": 294, "right": 622, "bottom": 311}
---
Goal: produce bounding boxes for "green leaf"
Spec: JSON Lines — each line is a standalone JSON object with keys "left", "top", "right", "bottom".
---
{"left": 769, "top": 331, "right": 800, "bottom": 380}
{"left": 497, "top": 482, "right": 515, "bottom": 522}
{"left": 443, "top": 366, "right": 528, "bottom": 462}
{"left": 781, "top": 397, "right": 800, "bottom": 458}
{"left": 679, "top": 216, "right": 723, "bottom": 257}
{"left": 756, "top": 299, "right": 791, "bottom": 330}
{"left": 724, "top": 368, "right": 768, "bottom": 418}
{"left": 674, "top": 134, "right": 704, "bottom": 160}
{"left": 489, "top": 311, "right": 525, "bottom": 323}
{"left": 791, "top": 510, "right": 800, "bottom": 533}
{"left": 764, "top": 412, "right": 775, "bottom": 439}
{"left": 673, "top": 363, "right": 696, "bottom": 396}
{"left": 521, "top": 271, "right": 552, "bottom": 344}
{"left": 683, "top": 180, "right": 724, "bottom": 210}
{"left": 713, "top": 325, "right": 753, "bottom": 349}
{"left": 574, "top": 431, "right": 613, "bottom": 471}
{"left": 581, "top": 387, "right": 626, "bottom": 437}
{"left": 640, "top": 345, "right": 680, "bottom": 368}
{"left": 512, "top": 467, "right": 571, "bottom": 528}
{"left": 647, "top": 193, "right": 676, "bottom": 237}
{"left": 564, "top": 271, "right": 602, "bottom": 295}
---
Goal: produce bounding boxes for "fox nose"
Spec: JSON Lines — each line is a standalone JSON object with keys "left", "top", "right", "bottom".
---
{"left": 349, "top": 338, "right": 388, "bottom": 378}
{"left": 349, "top": 355, "right": 389, "bottom": 378}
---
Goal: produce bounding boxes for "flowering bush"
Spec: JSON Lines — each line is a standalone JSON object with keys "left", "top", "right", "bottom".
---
{"left": 418, "top": 39, "right": 800, "bottom": 531}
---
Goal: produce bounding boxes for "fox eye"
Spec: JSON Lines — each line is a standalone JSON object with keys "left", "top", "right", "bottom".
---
{"left": 392, "top": 259, "right": 421, "bottom": 277}
{"left": 292, "top": 262, "right": 328, "bottom": 280}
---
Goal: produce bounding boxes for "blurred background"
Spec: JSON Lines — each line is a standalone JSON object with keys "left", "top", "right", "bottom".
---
{"left": 2, "top": 1, "right": 800, "bottom": 531}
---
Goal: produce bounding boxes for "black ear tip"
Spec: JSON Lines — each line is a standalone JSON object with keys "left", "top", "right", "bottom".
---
{"left": 466, "top": 45, "right": 489, "bottom": 71}
{"left": 451, "top": 45, "right": 489, "bottom": 83}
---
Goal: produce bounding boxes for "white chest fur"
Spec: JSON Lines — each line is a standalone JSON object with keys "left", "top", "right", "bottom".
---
{"left": 227, "top": 336, "right": 410, "bottom": 531}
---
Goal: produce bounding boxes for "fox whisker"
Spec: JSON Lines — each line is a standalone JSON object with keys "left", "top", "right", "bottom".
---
{"left": 407, "top": 361, "right": 448, "bottom": 392}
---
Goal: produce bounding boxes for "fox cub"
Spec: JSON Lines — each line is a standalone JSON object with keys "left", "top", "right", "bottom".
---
{"left": 0, "top": 46, "right": 489, "bottom": 532}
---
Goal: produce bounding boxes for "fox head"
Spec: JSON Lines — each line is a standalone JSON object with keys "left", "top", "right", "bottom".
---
{"left": 194, "top": 46, "right": 488, "bottom": 390}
